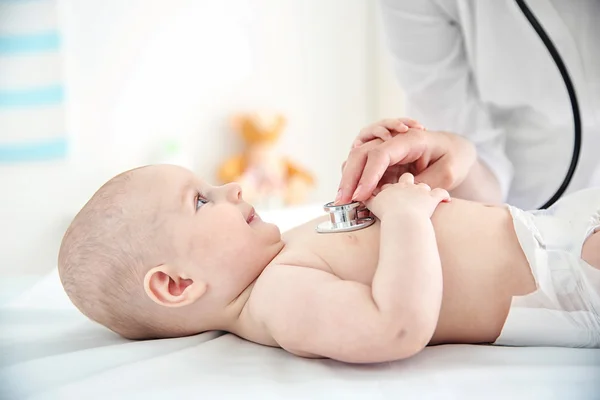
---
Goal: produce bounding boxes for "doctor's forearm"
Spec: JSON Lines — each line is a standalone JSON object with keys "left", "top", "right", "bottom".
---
{"left": 450, "top": 159, "right": 503, "bottom": 204}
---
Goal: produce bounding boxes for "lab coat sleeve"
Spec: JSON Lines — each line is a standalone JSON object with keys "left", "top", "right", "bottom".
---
{"left": 378, "top": 0, "right": 513, "bottom": 200}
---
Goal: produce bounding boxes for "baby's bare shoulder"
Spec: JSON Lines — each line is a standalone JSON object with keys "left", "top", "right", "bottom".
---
{"left": 241, "top": 261, "right": 403, "bottom": 362}
{"left": 236, "top": 263, "right": 338, "bottom": 350}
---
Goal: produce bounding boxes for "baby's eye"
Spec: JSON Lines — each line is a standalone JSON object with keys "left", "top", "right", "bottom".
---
{"left": 196, "top": 194, "right": 208, "bottom": 210}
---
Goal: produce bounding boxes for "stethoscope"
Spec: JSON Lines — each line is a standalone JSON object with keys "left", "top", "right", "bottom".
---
{"left": 316, "top": 201, "right": 375, "bottom": 233}
{"left": 317, "top": 0, "right": 582, "bottom": 234}
{"left": 515, "top": 0, "right": 581, "bottom": 210}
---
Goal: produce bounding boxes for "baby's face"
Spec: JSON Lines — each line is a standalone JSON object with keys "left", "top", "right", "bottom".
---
{"left": 141, "top": 165, "right": 283, "bottom": 300}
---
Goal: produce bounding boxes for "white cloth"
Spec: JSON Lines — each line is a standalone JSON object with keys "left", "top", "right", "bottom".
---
{"left": 2, "top": 271, "right": 600, "bottom": 400}
{"left": 494, "top": 188, "right": 600, "bottom": 348}
{"left": 379, "top": 0, "right": 600, "bottom": 210}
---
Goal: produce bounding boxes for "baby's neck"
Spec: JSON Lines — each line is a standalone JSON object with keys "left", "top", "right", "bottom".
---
{"left": 218, "top": 278, "right": 259, "bottom": 338}
{"left": 220, "top": 241, "right": 287, "bottom": 335}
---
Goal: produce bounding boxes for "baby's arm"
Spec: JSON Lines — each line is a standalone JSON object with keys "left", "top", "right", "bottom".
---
{"left": 255, "top": 211, "right": 442, "bottom": 364}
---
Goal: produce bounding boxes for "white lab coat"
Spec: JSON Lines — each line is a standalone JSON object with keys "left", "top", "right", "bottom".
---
{"left": 379, "top": 0, "right": 600, "bottom": 210}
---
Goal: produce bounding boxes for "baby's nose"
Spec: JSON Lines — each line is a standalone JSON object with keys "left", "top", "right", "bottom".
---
{"left": 224, "top": 182, "right": 242, "bottom": 203}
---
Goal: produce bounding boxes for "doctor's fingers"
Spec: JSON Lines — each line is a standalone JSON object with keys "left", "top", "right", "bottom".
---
{"left": 337, "top": 139, "right": 385, "bottom": 204}
{"left": 352, "top": 118, "right": 420, "bottom": 147}
{"left": 347, "top": 136, "right": 427, "bottom": 202}
{"left": 352, "top": 126, "right": 395, "bottom": 148}
{"left": 353, "top": 119, "right": 426, "bottom": 148}
{"left": 375, "top": 117, "right": 425, "bottom": 133}
{"left": 358, "top": 132, "right": 435, "bottom": 200}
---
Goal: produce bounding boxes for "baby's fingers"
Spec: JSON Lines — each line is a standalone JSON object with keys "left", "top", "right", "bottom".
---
{"left": 398, "top": 172, "right": 415, "bottom": 184}
{"left": 431, "top": 187, "right": 451, "bottom": 202}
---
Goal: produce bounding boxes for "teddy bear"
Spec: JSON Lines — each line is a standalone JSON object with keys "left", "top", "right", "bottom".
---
{"left": 217, "top": 112, "right": 315, "bottom": 209}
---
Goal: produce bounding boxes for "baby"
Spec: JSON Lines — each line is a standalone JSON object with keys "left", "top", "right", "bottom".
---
{"left": 58, "top": 159, "right": 600, "bottom": 364}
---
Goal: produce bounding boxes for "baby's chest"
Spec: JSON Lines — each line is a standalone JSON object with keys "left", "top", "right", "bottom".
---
{"left": 283, "top": 219, "right": 381, "bottom": 285}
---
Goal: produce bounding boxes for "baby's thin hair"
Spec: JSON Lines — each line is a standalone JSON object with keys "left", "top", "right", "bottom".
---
{"left": 58, "top": 167, "right": 185, "bottom": 339}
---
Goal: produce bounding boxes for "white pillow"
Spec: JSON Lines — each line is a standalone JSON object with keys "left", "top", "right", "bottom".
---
{"left": 4, "top": 268, "right": 74, "bottom": 310}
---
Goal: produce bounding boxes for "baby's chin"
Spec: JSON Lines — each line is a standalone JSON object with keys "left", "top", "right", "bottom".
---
{"left": 264, "top": 221, "right": 284, "bottom": 243}
{"left": 268, "top": 222, "right": 283, "bottom": 239}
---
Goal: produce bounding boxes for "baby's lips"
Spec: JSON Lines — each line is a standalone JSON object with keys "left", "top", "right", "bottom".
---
{"left": 245, "top": 207, "right": 256, "bottom": 223}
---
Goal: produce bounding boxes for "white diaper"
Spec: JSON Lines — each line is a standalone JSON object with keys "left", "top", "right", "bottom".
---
{"left": 493, "top": 188, "right": 600, "bottom": 348}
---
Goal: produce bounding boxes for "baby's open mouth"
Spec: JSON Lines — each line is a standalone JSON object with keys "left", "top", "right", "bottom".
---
{"left": 246, "top": 208, "right": 256, "bottom": 224}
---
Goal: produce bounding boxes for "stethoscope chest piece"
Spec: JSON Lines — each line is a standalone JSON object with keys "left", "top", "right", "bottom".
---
{"left": 316, "top": 201, "right": 375, "bottom": 233}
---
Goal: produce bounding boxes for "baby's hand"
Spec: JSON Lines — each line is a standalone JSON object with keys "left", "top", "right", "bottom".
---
{"left": 351, "top": 117, "right": 425, "bottom": 149}
{"left": 365, "top": 173, "right": 450, "bottom": 220}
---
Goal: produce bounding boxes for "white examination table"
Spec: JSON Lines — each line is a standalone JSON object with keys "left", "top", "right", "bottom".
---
{"left": 1, "top": 204, "right": 599, "bottom": 399}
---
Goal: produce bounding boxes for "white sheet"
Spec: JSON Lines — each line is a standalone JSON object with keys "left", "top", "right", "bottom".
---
{"left": 2, "top": 204, "right": 600, "bottom": 400}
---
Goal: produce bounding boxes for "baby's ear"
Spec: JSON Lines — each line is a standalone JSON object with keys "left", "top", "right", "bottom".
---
{"left": 143, "top": 265, "right": 207, "bottom": 307}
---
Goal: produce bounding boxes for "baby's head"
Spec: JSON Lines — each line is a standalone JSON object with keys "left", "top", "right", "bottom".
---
{"left": 58, "top": 164, "right": 283, "bottom": 339}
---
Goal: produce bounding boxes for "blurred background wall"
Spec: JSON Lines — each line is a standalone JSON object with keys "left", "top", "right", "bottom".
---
{"left": 0, "top": 0, "right": 404, "bottom": 277}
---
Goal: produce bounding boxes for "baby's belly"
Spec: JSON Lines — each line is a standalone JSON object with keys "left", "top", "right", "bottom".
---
{"left": 429, "top": 200, "right": 535, "bottom": 344}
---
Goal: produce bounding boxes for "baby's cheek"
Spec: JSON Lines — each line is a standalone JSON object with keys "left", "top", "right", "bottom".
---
{"left": 204, "top": 208, "right": 241, "bottom": 229}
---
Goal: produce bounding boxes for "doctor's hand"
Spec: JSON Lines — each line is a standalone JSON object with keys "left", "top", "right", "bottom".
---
{"left": 336, "top": 125, "right": 476, "bottom": 205}
{"left": 350, "top": 118, "right": 425, "bottom": 148}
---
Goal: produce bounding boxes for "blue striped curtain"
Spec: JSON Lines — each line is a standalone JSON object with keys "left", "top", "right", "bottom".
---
{"left": 0, "top": 0, "right": 67, "bottom": 163}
